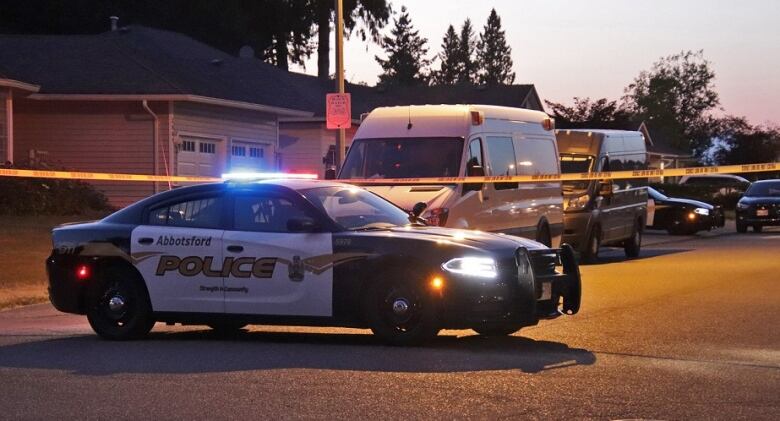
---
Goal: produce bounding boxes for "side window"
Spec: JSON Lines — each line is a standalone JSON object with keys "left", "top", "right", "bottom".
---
{"left": 514, "top": 137, "right": 558, "bottom": 176}
{"left": 486, "top": 136, "right": 517, "bottom": 190}
{"left": 234, "top": 194, "right": 312, "bottom": 233}
{"left": 148, "top": 196, "right": 224, "bottom": 229}
{"left": 465, "top": 138, "right": 484, "bottom": 175}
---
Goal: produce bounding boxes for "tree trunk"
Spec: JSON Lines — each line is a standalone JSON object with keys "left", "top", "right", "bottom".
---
{"left": 317, "top": 5, "right": 331, "bottom": 80}
{"left": 276, "top": 32, "right": 289, "bottom": 71}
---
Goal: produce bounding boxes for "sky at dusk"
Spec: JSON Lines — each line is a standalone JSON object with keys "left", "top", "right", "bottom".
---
{"left": 292, "top": 0, "right": 779, "bottom": 126}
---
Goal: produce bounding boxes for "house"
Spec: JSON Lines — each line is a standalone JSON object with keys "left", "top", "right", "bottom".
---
{"left": 0, "top": 25, "right": 319, "bottom": 206}
{"left": 276, "top": 78, "right": 546, "bottom": 177}
{"left": 0, "top": 22, "right": 548, "bottom": 206}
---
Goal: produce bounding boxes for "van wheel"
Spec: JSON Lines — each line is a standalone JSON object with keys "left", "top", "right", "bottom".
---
{"left": 536, "top": 223, "right": 552, "bottom": 247}
{"left": 363, "top": 272, "right": 440, "bottom": 346}
{"left": 581, "top": 226, "right": 600, "bottom": 263}
{"left": 736, "top": 221, "right": 747, "bottom": 233}
{"left": 87, "top": 268, "right": 155, "bottom": 340}
{"left": 624, "top": 220, "right": 642, "bottom": 258}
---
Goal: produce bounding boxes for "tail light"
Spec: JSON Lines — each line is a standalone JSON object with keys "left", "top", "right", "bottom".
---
{"left": 425, "top": 208, "right": 449, "bottom": 226}
{"left": 76, "top": 264, "right": 91, "bottom": 280}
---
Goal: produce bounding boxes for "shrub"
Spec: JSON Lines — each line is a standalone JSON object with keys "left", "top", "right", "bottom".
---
{"left": 0, "top": 175, "right": 113, "bottom": 216}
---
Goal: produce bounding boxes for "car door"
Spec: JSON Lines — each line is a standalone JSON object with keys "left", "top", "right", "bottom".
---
{"left": 132, "top": 194, "right": 226, "bottom": 313}
{"left": 222, "top": 190, "right": 334, "bottom": 317}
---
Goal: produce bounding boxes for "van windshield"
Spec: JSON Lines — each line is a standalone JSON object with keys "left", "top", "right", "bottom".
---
{"left": 560, "top": 154, "right": 595, "bottom": 193}
{"left": 340, "top": 138, "right": 464, "bottom": 179}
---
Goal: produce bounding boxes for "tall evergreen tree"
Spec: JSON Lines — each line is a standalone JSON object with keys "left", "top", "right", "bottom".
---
{"left": 476, "top": 9, "right": 515, "bottom": 85}
{"left": 455, "top": 18, "right": 477, "bottom": 84}
{"left": 375, "top": 6, "right": 430, "bottom": 86}
{"left": 431, "top": 25, "right": 460, "bottom": 85}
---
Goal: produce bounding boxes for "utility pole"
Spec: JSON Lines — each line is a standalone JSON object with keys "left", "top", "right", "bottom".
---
{"left": 335, "top": 0, "right": 345, "bottom": 171}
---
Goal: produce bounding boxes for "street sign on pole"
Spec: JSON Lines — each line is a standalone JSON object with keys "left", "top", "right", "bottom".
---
{"left": 326, "top": 93, "right": 351, "bottom": 130}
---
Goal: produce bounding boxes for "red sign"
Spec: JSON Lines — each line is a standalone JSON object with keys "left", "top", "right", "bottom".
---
{"left": 326, "top": 93, "right": 351, "bottom": 129}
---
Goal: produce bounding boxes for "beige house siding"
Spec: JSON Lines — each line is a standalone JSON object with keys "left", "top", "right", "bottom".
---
{"left": 0, "top": 90, "right": 6, "bottom": 161}
{"left": 172, "top": 102, "right": 277, "bottom": 176}
{"left": 13, "top": 99, "right": 172, "bottom": 207}
{"left": 278, "top": 122, "right": 356, "bottom": 178}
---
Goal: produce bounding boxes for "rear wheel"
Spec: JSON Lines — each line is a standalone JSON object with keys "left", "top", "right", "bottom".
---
{"left": 736, "top": 221, "right": 747, "bottom": 233}
{"left": 581, "top": 226, "right": 600, "bottom": 263}
{"left": 624, "top": 220, "right": 642, "bottom": 258}
{"left": 87, "top": 268, "right": 155, "bottom": 340}
{"left": 753, "top": 225, "right": 763, "bottom": 233}
{"left": 364, "top": 273, "right": 440, "bottom": 346}
{"left": 472, "top": 324, "right": 522, "bottom": 337}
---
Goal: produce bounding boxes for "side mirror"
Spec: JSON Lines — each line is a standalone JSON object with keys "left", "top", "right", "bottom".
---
{"left": 464, "top": 165, "right": 485, "bottom": 192}
{"left": 324, "top": 168, "right": 336, "bottom": 180}
{"left": 287, "top": 217, "right": 318, "bottom": 233}
{"left": 598, "top": 181, "right": 613, "bottom": 197}
{"left": 411, "top": 202, "right": 427, "bottom": 218}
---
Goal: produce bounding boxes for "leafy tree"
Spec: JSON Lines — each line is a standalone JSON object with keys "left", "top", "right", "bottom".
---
{"left": 711, "top": 117, "right": 780, "bottom": 166}
{"left": 624, "top": 50, "right": 720, "bottom": 156}
{"left": 545, "top": 97, "right": 635, "bottom": 129}
{"left": 476, "top": 9, "right": 515, "bottom": 85}
{"left": 455, "top": 19, "right": 478, "bottom": 84}
{"left": 314, "top": 0, "right": 391, "bottom": 80}
{"left": 260, "top": 0, "right": 317, "bottom": 71}
{"left": 431, "top": 25, "right": 461, "bottom": 85}
{"left": 375, "top": 6, "right": 430, "bottom": 86}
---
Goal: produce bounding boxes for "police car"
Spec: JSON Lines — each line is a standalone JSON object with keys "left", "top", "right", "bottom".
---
{"left": 47, "top": 174, "right": 581, "bottom": 345}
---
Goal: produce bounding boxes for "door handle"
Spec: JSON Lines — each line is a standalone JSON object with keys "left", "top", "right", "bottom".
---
{"left": 226, "top": 245, "right": 244, "bottom": 253}
{"left": 137, "top": 237, "right": 154, "bottom": 245}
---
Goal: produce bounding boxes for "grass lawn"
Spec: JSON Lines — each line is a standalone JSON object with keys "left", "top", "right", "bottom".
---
{"left": 0, "top": 213, "right": 108, "bottom": 310}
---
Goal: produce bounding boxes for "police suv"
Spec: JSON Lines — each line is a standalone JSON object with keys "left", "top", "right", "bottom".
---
{"left": 47, "top": 175, "right": 581, "bottom": 345}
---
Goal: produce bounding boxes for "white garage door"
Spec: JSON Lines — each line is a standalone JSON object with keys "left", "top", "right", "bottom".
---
{"left": 178, "top": 137, "right": 222, "bottom": 177}
{"left": 229, "top": 141, "right": 272, "bottom": 172}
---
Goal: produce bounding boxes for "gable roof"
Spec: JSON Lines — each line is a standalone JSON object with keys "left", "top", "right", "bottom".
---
{"left": 610, "top": 120, "right": 692, "bottom": 158}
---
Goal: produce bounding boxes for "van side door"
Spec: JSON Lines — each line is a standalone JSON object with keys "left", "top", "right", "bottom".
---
{"left": 483, "top": 135, "right": 536, "bottom": 237}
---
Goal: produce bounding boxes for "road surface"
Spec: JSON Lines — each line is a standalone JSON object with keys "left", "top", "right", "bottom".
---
{"left": 0, "top": 229, "right": 778, "bottom": 420}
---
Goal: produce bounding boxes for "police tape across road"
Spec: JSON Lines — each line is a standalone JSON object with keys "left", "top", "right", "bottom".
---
{"left": 0, "top": 162, "right": 778, "bottom": 185}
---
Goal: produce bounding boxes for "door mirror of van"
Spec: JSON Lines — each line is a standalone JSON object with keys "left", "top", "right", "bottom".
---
{"left": 324, "top": 168, "right": 336, "bottom": 180}
{"left": 464, "top": 165, "right": 485, "bottom": 192}
{"left": 411, "top": 202, "right": 428, "bottom": 218}
{"left": 598, "top": 181, "right": 614, "bottom": 197}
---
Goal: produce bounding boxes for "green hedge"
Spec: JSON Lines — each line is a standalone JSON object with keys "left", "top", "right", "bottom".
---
{"left": 0, "top": 177, "right": 113, "bottom": 215}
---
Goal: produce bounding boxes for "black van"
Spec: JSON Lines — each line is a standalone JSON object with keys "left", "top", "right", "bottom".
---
{"left": 556, "top": 130, "right": 649, "bottom": 261}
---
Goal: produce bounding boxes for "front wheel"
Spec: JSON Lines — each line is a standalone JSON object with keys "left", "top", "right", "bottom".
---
{"left": 87, "top": 268, "right": 155, "bottom": 340}
{"left": 581, "top": 226, "right": 600, "bottom": 263}
{"left": 364, "top": 275, "right": 440, "bottom": 346}
{"left": 624, "top": 220, "right": 642, "bottom": 258}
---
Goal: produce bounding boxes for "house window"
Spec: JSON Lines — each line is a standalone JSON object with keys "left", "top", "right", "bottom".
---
{"left": 249, "top": 147, "right": 264, "bottom": 158}
{"left": 182, "top": 140, "right": 196, "bottom": 152}
{"left": 199, "top": 142, "right": 216, "bottom": 154}
{"left": 232, "top": 145, "right": 246, "bottom": 157}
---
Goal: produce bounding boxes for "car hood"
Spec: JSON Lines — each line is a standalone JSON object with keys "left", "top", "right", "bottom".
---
{"left": 740, "top": 196, "right": 780, "bottom": 205}
{"left": 362, "top": 184, "right": 456, "bottom": 212}
{"left": 350, "top": 225, "right": 547, "bottom": 252}
{"left": 659, "top": 197, "right": 715, "bottom": 210}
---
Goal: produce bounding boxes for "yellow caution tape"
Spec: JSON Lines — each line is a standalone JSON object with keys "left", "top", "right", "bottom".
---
{"left": 0, "top": 162, "right": 777, "bottom": 185}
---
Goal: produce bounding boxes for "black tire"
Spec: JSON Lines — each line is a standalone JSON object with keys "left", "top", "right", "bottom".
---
{"left": 208, "top": 322, "right": 248, "bottom": 334}
{"left": 736, "top": 221, "right": 747, "bottom": 233}
{"left": 472, "top": 324, "right": 522, "bottom": 337}
{"left": 536, "top": 223, "right": 552, "bottom": 247}
{"left": 87, "top": 268, "right": 155, "bottom": 340}
{"left": 581, "top": 225, "right": 600, "bottom": 263}
{"left": 363, "top": 273, "right": 440, "bottom": 346}
{"left": 753, "top": 225, "right": 763, "bottom": 233}
{"left": 624, "top": 220, "right": 642, "bottom": 258}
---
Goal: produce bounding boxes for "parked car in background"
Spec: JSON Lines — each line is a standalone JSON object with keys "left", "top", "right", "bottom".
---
{"left": 736, "top": 179, "right": 780, "bottom": 233}
{"left": 646, "top": 187, "right": 725, "bottom": 235}
{"left": 678, "top": 174, "right": 750, "bottom": 196}
{"left": 556, "top": 130, "right": 648, "bottom": 261}
{"left": 338, "top": 105, "right": 563, "bottom": 247}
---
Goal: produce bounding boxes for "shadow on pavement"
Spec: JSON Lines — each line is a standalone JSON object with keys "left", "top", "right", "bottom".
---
{"left": 0, "top": 330, "right": 595, "bottom": 375}
{"left": 582, "top": 247, "right": 692, "bottom": 265}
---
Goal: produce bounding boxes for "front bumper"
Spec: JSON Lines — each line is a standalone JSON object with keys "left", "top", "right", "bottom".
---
{"left": 439, "top": 245, "right": 581, "bottom": 328}
{"left": 737, "top": 207, "right": 780, "bottom": 226}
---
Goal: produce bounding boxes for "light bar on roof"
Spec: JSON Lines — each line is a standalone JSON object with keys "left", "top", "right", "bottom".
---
{"left": 222, "top": 172, "right": 318, "bottom": 181}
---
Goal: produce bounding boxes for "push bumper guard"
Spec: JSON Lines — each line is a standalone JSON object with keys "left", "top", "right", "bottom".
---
{"left": 516, "top": 244, "right": 582, "bottom": 321}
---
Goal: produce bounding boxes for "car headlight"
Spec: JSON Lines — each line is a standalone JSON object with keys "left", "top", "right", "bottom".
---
{"left": 564, "top": 194, "right": 590, "bottom": 211}
{"left": 736, "top": 202, "right": 749, "bottom": 210}
{"left": 693, "top": 208, "right": 710, "bottom": 216}
{"left": 442, "top": 257, "right": 498, "bottom": 278}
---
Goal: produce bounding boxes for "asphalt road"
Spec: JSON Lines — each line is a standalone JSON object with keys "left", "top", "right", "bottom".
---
{"left": 0, "top": 228, "right": 778, "bottom": 420}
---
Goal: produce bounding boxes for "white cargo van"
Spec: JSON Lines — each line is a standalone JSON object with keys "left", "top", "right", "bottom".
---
{"left": 337, "top": 105, "right": 564, "bottom": 247}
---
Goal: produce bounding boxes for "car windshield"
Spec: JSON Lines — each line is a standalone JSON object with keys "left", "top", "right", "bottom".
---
{"left": 340, "top": 138, "right": 464, "bottom": 179}
{"left": 647, "top": 187, "right": 667, "bottom": 200}
{"left": 560, "top": 154, "right": 595, "bottom": 192}
{"left": 744, "top": 181, "right": 780, "bottom": 197}
{"left": 301, "top": 186, "right": 412, "bottom": 230}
